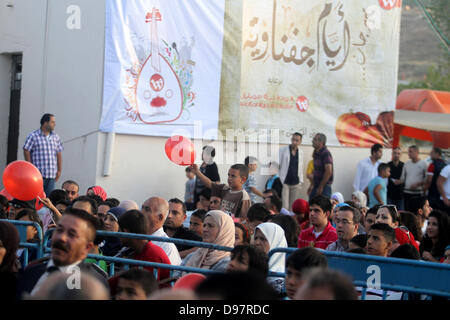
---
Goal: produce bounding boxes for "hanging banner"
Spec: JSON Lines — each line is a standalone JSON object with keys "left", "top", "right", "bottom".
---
{"left": 100, "top": 0, "right": 225, "bottom": 139}
{"left": 101, "top": 0, "right": 401, "bottom": 147}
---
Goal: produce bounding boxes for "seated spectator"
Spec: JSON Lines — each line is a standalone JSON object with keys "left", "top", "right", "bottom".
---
{"left": 54, "top": 199, "right": 71, "bottom": 214}
{"left": 106, "top": 198, "right": 120, "bottom": 208}
{"left": 164, "top": 198, "right": 202, "bottom": 258}
{"left": 234, "top": 222, "right": 250, "bottom": 246}
{"left": 297, "top": 196, "right": 337, "bottom": 250}
{"left": 366, "top": 223, "right": 396, "bottom": 257}
{"left": 390, "top": 243, "right": 421, "bottom": 260}
{"left": 0, "top": 221, "right": 20, "bottom": 301}
{"left": 399, "top": 210, "right": 422, "bottom": 243}
{"left": 326, "top": 205, "right": 360, "bottom": 252}
{"left": 101, "top": 207, "right": 126, "bottom": 257}
{"left": 246, "top": 203, "right": 271, "bottom": 238}
{"left": 15, "top": 208, "right": 43, "bottom": 267}
{"left": 226, "top": 245, "right": 269, "bottom": 277}
{"left": 348, "top": 234, "right": 368, "bottom": 251}
{"left": 291, "top": 198, "right": 310, "bottom": 231}
{"left": 444, "top": 245, "right": 450, "bottom": 264}
{"left": 294, "top": 268, "right": 358, "bottom": 300}
{"left": 195, "top": 272, "right": 278, "bottom": 300}
{"left": 149, "top": 288, "right": 197, "bottom": 300}
{"left": 419, "top": 210, "right": 450, "bottom": 262}
{"left": 72, "top": 195, "right": 98, "bottom": 217}
{"left": 115, "top": 269, "right": 158, "bottom": 300}
{"left": 0, "top": 194, "right": 10, "bottom": 219}
{"left": 197, "top": 188, "right": 211, "bottom": 211}
{"left": 406, "top": 196, "right": 432, "bottom": 236}
{"left": 8, "top": 198, "right": 35, "bottom": 220}
{"left": 84, "top": 218, "right": 108, "bottom": 273}
{"left": 97, "top": 201, "right": 115, "bottom": 220}
{"left": 209, "top": 195, "right": 222, "bottom": 211}
{"left": 253, "top": 222, "right": 288, "bottom": 295}
{"left": 267, "top": 214, "right": 299, "bottom": 247}
{"left": 330, "top": 192, "right": 344, "bottom": 206}
{"left": 118, "top": 200, "right": 139, "bottom": 211}
{"left": 376, "top": 205, "right": 419, "bottom": 252}
{"left": 352, "top": 190, "right": 368, "bottom": 212}
{"left": 364, "top": 205, "right": 380, "bottom": 233}
{"left": 285, "top": 247, "right": 328, "bottom": 300}
{"left": 263, "top": 189, "right": 291, "bottom": 216}
{"left": 118, "top": 210, "right": 171, "bottom": 285}
{"left": 189, "top": 209, "right": 206, "bottom": 238}
{"left": 174, "top": 210, "right": 235, "bottom": 278}
{"left": 86, "top": 185, "right": 108, "bottom": 202}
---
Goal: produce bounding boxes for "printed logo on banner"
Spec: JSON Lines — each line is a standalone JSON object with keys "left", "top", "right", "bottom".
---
{"left": 124, "top": 7, "right": 196, "bottom": 124}
{"left": 378, "top": 0, "right": 401, "bottom": 10}
{"left": 296, "top": 96, "right": 309, "bottom": 112}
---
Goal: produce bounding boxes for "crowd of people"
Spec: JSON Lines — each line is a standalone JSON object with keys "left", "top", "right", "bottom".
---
{"left": 0, "top": 114, "right": 450, "bottom": 301}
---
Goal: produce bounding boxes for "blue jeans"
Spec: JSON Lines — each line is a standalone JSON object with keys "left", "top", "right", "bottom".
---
{"left": 309, "top": 184, "right": 332, "bottom": 201}
{"left": 43, "top": 178, "right": 56, "bottom": 196}
{"left": 387, "top": 197, "right": 404, "bottom": 211}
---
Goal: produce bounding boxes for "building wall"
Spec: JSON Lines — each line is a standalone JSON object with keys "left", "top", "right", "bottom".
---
{"left": 0, "top": 0, "right": 416, "bottom": 208}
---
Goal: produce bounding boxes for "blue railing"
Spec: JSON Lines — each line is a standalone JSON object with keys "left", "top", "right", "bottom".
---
{"left": 0, "top": 219, "right": 44, "bottom": 266}
{"left": 268, "top": 247, "right": 450, "bottom": 299}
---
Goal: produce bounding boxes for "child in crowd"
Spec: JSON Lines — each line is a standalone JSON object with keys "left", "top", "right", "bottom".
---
{"left": 243, "top": 156, "right": 265, "bottom": 205}
{"left": 367, "top": 163, "right": 391, "bottom": 207}
{"left": 265, "top": 162, "right": 283, "bottom": 201}
{"left": 115, "top": 269, "right": 158, "bottom": 300}
{"left": 189, "top": 209, "right": 207, "bottom": 238}
{"left": 190, "top": 163, "right": 251, "bottom": 219}
{"left": 184, "top": 167, "right": 196, "bottom": 211}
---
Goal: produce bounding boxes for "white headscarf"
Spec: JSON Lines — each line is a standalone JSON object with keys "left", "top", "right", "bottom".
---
{"left": 352, "top": 191, "right": 368, "bottom": 209}
{"left": 255, "top": 222, "right": 287, "bottom": 273}
{"left": 331, "top": 192, "right": 344, "bottom": 204}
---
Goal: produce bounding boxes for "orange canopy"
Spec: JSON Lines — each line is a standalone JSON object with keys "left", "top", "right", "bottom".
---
{"left": 393, "top": 89, "right": 450, "bottom": 149}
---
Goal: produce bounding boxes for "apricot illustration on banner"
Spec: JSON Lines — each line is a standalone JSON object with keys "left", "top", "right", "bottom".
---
{"left": 335, "top": 112, "right": 385, "bottom": 147}
{"left": 296, "top": 96, "right": 309, "bottom": 112}
{"left": 378, "top": 0, "right": 401, "bottom": 10}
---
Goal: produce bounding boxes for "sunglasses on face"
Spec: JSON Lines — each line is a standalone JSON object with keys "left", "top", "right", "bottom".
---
{"left": 9, "top": 203, "right": 25, "bottom": 209}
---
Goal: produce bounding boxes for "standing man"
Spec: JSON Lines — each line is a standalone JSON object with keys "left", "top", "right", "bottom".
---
{"left": 437, "top": 164, "right": 450, "bottom": 215}
{"left": 353, "top": 143, "right": 383, "bottom": 193}
{"left": 279, "top": 132, "right": 304, "bottom": 210}
{"left": 61, "top": 180, "right": 80, "bottom": 202}
{"left": 23, "top": 114, "right": 63, "bottom": 196}
{"left": 394, "top": 145, "right": 427, "bottom": 205}
{"left": 424, "top": 147, "right": 447, "bottom": 209}
{"left": 387, "top": 147, "right": 405, "bottom": 210}
{"left": 309, "top": 133, "right": 333, "bottom": 200}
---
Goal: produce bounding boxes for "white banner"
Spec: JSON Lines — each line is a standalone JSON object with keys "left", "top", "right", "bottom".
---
{"left": 100, "top": 0, "right": 225, "bottom": 139}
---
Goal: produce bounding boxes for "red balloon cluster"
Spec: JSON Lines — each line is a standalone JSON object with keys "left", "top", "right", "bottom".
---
{"left": 2, "top": 160, "right": 44, "bottom": 201}
{"left": 164, "top": 135, "right": 196, "bottom": 166}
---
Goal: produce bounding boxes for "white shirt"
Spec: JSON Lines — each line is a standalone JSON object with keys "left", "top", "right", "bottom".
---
{"left": 30, "top": 258, "right": 83, "bottom": 296}
{"left": 353, "top": 157, "right": 380, "bottom": 192}
{"left": 400, "top": 160, "right": 428, "bottom": 193}
{"left": 151, "top": 227, "right": 182, "bottom": 266}
{"left": 440, "top": 164, "right": 450, "bottom": 200}
{"left": 279, "top": 145, "right": 304, "bottom": 185}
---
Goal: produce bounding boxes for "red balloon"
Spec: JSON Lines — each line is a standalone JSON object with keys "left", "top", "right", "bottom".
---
{"left": 35, "top": 189, "right": 46, "bottom": 211}
{"left": 0, "top": 188, "right": 13, "bottom": 201}
{"left": 173, "top": 273, "right": 206, "bottom": 290}
{"left": 164, "top": 135, "right": 196, "bottom": 166}
{"left": 2, "top": 160, "right": 43, "bottom": 201}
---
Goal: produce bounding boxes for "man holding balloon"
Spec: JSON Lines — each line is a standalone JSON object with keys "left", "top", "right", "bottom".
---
{"left": 23, "top": 113, "right": 63, "bottom": 196}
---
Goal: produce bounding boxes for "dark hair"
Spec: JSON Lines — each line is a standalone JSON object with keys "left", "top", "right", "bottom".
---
{"left": 390, "top": 244, "right": 420, "bottom": 260}
{"left": 230, "top": 245, "right": 269, "bottom": 277}
{"left": 63, "top": 207, "right": 99, "bottom": 242}
{"left": 0, "top": 195, "right": 10, "bottom": 219}
{"left": 309, "top": 195, "right": 332, "bottom": 213}
{"left": 234, "top": 223, "right": 250, "bottom": 245}
{"left": 409, "top": 145, "right": 419, "bottom": 152}
{"left": 99, "top": 201, "right": 115, "bottom": 209}
{"left": 230, "top": 164, "right": 249, "bottom": 180}
{"left": 62, "top": 180, "right": 79, "bottom": 190}
{"left": 378, "top": 205, "right": 400, "bottom": 224}
{"left": 185, "top": 167, "right": 193, "bottom": 173}
{"left": 346, "top": 248, "right": 367, "bottom": 254}
{"left": 419, "top": 210, "right": 450, "bottom": 259}
{"left": 118, "top": 210, "right": 148, "bottom": 235}
{"left": 93, "top": 216, "right": 105, "bottom": 246}
{"left": 105, "top": 198, "right": 120, "bottom": 208}
{"left": 247, "top": 203, "right": 271, "bottom": 223}
{"left": 263, "top": 188, "right": 280, "bottom": 198}
{"left": 72, "top": 195, "right": 98, "bottom": 216}
{"left": 244, "top": 156, "right": 257, "bottom": 167}
{"left": 55, "top": 199, "right": 71, "bottom": 208}
{"left": 300, "top": 268, "right": 357, "bottom": 300}
{"left": 199, "top": 188, "right": 211, "bottom": 201}
{"left": 432, "top": 147, "right": 442, "bottom": 156}
{"left": 286, "top": 247, "right": 328, "bottom": 271}
{"left": 267, "top": 214, "right": 299, "bottom": 247}
{"left": 15, "top": 208, "right": 43, "bottom": 242}
{"left": 191, "top": 209, "right": 207, "bottom": 221}
{"left": 369, "top": 223, "right": 396, "bottom": 243}
{"left": 202, "top": 145, "right": 216, "bottom": 158}
{"left": 87, "top": 194, "right": 103, "bottom": 207}
{"left": 406, "top": 196, "right": 428, "bottom": 216}
{"left": 48, "top": 189, "right": 69, "bottom": 205}
{"left": 377, "top": 163, "right": 389, "bottom": 175}
{"left": 314, "top": 133, "right": 327, "bottom": 145}
{"left": 399, "top": 211, "right": 422, "bottom": 242}
{"left": 293, "top": 132, "right": 303, "bottom": 138}
{"left": 349, "top": 234, "right": 368, "bottom": 249}
{"left": 169, "top": 198, "right": 187, "bottom": 214}
{"left": 367, "top": 205, "right": 381, "bottom": 216}
{"left": 195, "top": 272, "right": 278, "bottom": 300}
{"left": 371, "top": 143, "right": 383, "bottom": 154}
{"left": 267, "top": 193, "right": 282, "bottom": 213}
{"left": 0, "top": 221, "right": 20, "bottom": 272}
{"left": 118, "top": 269, "right": 157, "bottom": 296}
{"left": 40, "top": 113, "right": 54, "bottom": 126}
{"left": 338, "top": 205, "right": 361, "bottom": 225}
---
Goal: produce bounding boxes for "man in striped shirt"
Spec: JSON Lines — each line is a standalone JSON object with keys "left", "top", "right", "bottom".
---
{"left": 23, "top": 113, "right": 63, "bottom": 196}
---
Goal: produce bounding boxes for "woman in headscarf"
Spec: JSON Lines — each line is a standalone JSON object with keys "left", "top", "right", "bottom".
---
{"left": 174, "top": 210, "right": 234, "bottom": 277}
{"left": 252, "top": 222, "right": 288, "bottom": 295}
{"left": 0, "top": 221, "right": 20, "bottom": 300}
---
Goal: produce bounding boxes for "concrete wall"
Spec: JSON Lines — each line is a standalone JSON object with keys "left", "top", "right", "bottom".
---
{"left": 0, "top": 54, "right": 11, "bottom": 174}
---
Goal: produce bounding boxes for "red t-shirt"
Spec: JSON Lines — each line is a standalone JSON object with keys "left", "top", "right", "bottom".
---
{"left": 297, "top": 221, "right": 338, "bottom": 249}
{"left": 395, "top": 227, "right": 420, "bottom": 252}
{"left": 133, "top": 241, "right": 171, "bottom": 282}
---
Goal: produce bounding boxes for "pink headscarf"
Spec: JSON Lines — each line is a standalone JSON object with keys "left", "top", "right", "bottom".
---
{"left": 184, "top": 210, "right": 235, "bottom": 269}
{"left": 87, "top": 186, "right": 107, "bottom": 202}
